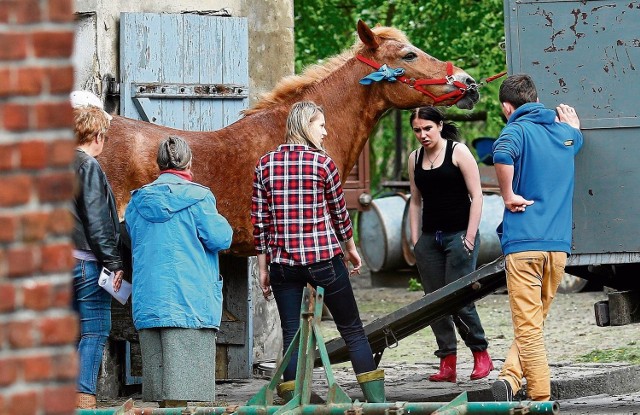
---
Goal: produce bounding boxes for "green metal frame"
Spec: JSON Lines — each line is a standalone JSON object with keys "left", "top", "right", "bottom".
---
{"left": 78, "top": 396, "right": 560, "bottom": 414}
{"left": 247, "top": 286, "right": 352, "bottom": 413}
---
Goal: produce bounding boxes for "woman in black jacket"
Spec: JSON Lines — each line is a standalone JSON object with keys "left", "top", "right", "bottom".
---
{"left": 70, "top": 92, "right": 123, "bottom": 409}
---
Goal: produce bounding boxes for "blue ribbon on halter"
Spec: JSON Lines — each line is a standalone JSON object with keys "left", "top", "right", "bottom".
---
{"left": 359, "top": 64, "right": 406, "bottom": 85}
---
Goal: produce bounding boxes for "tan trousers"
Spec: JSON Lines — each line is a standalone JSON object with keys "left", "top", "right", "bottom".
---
{"left": 499, "top": 251, "right": 567, "bottom": 401}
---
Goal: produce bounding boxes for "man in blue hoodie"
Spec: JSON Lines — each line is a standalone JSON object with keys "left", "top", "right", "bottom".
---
{"left": 490, "top": 74, "right": 583, "bottom": 402}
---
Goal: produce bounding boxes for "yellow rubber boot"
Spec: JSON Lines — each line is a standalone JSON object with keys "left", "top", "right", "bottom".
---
{"left": 277, "top": 380, "right": 296, "bottom": 403}
{"left": 356, "top": 369, "right": 386, "bottom": 403}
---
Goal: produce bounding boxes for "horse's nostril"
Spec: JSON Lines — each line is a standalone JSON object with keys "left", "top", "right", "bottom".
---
{"left": 466, "top": 77, "right": 476, "bottom": 86}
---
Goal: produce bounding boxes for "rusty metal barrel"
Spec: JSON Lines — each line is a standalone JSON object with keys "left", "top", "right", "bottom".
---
{"left": 358, "top": 194, "right": 410, "bottom": 272}
{"left": 400, "top": 193, "right": 505, "bottom": 268}
{"left": 360, "top": 193, "right": 505, "bottom": 272}
{"left": 477, "top": 193, "right": 504, "bottom": 266}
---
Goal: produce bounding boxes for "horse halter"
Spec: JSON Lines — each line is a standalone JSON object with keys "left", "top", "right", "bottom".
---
{"left": 356, "top": 54, "right": 476, "bottom": 105}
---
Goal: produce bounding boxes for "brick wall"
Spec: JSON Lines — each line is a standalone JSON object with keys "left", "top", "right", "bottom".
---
{"left": 0, "top": 1, "right": 78, "bottom": 414}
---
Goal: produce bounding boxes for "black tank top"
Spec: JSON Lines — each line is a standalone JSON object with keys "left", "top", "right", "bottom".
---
{"left": 414, "top": 139, "right": 471, "bottom": 232}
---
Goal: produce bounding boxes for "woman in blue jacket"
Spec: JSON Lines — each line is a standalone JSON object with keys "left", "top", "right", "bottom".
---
{"left": 125, "top": 136, "right": 233, "bottom": 406}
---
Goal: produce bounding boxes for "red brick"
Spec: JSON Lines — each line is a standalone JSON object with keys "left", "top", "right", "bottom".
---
{"left": 15, "top": 67, "right": 45, "bottom": 96}
{"left": 23, "top": 280, "right": 53, "bottom": 311}
{"left": 0, "top": 68, "right": 13, "bottom": 96}
{"left": 38, "top": 314, "right": 77, "bottom": 346}
{"left": 32, "top": 31, "right": 74, "bottom": 59}
{"left": 0, "top": 2, "right": 10, "bottom": 23}
{"left": 20, "top": 140, "right": 48, "bottom": 170}
{"left": 40, "top": 242, "right": 74, "bottom": 274}
{"left": 0, "top": 283, "right": 16, "bottom": 312}
{"left": 7, "top": 246, "right": 38, "bottom": 278}
{"left": 7, "top": 319, "right": 35, "bottom": 348}
{"left": 48, "top": 139, "right": 75, "bottom": 167}
{"left": 0, "top": 322, "right": 5, "bottom": 346}
{"left": 47, "top": 208, "right": 73, "bottom": 236}
{"left": 0, "top": 251, "right": 5, "bottom": 279}
{"left": 7, "top": 391, "right": 38, "bottom": 415}
{"left": 0, "top": 215, "right": 19, "bottom": 243}
{"left": 36, "top": 171, "right": 74, "bottom": 203}
{"left": 43, "top": 384, "right": 75, "bottom": 415}
{"left": 10, "top": 0, "right": 41, "bottom": 24}
{"left": 0, "top": 143, "right": 17, "bottom": 170}
{"left": 0, "top": 33, "right": 28, "bottom": 60}
{"left": 22, "top": 211, "right": 49, "bottom": 241}
{"left": 35, "top": 101, "right": 73, "bottom": 130}
{"left": 52, "top": 350, "right": 77, "bottom": 381}
{"left": 52, "top": 280, "right": 72, "bottom": 307}
{"left": 46, "top": 65, "right": 74, "bottom": 93}
{"left": 0, "top": 174, "right": 32, "bottom": 207}
{"left": 48, "top": 0, "right": 74, "bottom": 23}
{"left": 2, "top": 103, "right": 30, "bottom": 131}
{"left": 0, "top": 250, "right": 5, "bottom": 279}
{"left": 0, "top": 357, "right": 18, "bottom": 386}
{"left": 23, "top": 354, "right": 52, "bottom": 381}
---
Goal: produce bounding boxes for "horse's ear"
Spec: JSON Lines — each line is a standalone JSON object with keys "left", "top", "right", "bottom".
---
{"left": 357, "top": 19, "right": 379, "bottom": 50}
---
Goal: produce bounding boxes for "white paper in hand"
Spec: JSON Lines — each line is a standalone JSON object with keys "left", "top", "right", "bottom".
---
{"left": 98, "top": 267, "right": 132, "bottom": 305}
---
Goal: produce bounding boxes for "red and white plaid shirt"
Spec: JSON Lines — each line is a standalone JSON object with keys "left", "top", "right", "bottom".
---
{"left": 251, "top": 144, "right": 353, "bottom": 266}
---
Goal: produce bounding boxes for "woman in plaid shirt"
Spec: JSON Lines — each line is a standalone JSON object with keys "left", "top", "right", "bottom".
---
{"left": 251, "top": 101, "right": 385, "bottom": 403}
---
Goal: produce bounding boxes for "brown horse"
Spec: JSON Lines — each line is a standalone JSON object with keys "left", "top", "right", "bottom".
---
{"left": 101, "top": 20, "right": 479, "bottom": 256}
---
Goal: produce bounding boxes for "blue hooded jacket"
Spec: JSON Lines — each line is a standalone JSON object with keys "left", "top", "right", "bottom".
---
{"left": 125, "top": 173, "right": 233, "bottom": 330}
{"left": 492, "top": 102, "right": 583, "bottom": 255}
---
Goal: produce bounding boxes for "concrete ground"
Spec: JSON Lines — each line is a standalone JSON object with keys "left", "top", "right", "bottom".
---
{"left": 104, "top": 361, "right": 640, "bottom": 414}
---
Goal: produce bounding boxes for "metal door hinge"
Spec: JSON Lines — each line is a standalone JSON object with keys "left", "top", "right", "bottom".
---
{"left": 132, "top": 83, "right": 248, "bottom": 99}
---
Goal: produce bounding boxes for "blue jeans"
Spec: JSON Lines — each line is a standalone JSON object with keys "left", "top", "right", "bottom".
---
{"left": 270, "top": 255, "right": 376, "bottom": 381}
{"left": 72, "top": 260, "right": 111, "bottom": 395}
{"left": 414, "top": 230, "right": 488, "bottom": 358}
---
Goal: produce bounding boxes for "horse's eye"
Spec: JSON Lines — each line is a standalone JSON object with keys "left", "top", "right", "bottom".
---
{"left": 403, "top": 52, "right": 418, "bottom": 61}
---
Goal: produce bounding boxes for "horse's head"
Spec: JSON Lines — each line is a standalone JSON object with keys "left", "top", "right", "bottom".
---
{"left": 355, "top": 20, "right": 479, "bottom": 110}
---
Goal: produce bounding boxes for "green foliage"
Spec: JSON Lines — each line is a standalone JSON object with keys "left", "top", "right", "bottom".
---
{"left": 407, "top": 277, "right": 423, "bottom": 292}
{"left": 294, "top": 0, "right": 507, "bottom": 191}
{"left": 577, "top": 345, "right": 640, "bottom": 364}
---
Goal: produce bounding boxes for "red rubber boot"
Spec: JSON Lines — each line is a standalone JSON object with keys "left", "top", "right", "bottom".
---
{"left": 428, "top": 354, "right": 457, "bottom": 383}
{"left": 470, "top": 349, "right": 494, "bottom": 380}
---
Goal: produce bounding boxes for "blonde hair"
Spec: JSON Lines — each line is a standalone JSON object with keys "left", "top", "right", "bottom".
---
{"left": 285, "top": 101, "right": 324, "bottom": 150}
{"left": 73, "top": 106, "right": 109, "bottom": 145}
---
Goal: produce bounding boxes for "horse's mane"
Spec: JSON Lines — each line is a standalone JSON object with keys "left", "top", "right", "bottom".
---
{"left": 243, "top": 26, "right": 409, "bottom": 116}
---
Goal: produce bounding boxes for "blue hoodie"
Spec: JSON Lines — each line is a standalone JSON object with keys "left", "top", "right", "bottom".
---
{"left": 125, "top": 173, "right": 233, "bottom": 330}
{"left": 492, "top": 102, "right": 583, "bottom": 255}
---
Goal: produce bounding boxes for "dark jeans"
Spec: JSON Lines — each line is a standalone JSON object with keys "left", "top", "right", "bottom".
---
{"left": 270, "top": 255, "right": 376, "bottom": 381}
{"left": 414, "top": 230, "right": 488, "bottom": 358}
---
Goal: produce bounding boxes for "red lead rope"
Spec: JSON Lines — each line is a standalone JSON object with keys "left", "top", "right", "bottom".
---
{"left": 356, "top": 54, "right": 507, "bottom": 104}
{"left": 484, "top": 71, "right": 507, "bottom": 83}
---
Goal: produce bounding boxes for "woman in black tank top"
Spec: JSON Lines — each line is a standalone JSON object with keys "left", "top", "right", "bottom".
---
{"left": 407, "top": 107, "right": 493, "bottom": 383}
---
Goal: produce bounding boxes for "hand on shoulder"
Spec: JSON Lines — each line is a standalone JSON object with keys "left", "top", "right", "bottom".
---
{"left": 556, "top": 104, "right": 580, "bottom": 129}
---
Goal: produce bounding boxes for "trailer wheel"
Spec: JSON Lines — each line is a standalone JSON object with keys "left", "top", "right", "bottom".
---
{"left": 557, "top": 273, "right": 589, "bottom": 294}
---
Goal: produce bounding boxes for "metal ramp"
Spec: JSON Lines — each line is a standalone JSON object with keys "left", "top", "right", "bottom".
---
{"left": 320, "top": 257, "right": 506, "bottom": 365}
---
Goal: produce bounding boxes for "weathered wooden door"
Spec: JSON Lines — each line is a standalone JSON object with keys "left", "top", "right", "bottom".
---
{"left": 343, "top": 144, "right": 371, "bottom": 210}
{"left": 119, "top": 12, "right": 252, "bottom": 380}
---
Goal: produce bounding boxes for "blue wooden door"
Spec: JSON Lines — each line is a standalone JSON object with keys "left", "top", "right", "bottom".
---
{"left": 120, "top": 12, "right": 248, "bottom": 129}
{"left": 119, "top": 12, "right": 252, "bottom": 380}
